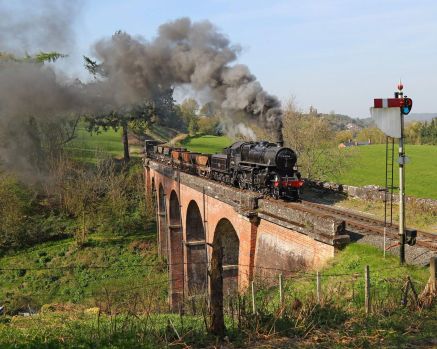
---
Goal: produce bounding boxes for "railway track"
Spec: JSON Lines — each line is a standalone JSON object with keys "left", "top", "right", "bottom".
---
{"left": 287, "top": 200, "right": 437, "bottom": 250}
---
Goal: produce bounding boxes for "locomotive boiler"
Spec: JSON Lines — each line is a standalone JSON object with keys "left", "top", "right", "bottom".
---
{"left": 211, "top": 141, "right": 302, "bottom": 200}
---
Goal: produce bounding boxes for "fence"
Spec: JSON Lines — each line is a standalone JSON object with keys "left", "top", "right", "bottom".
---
{"left": 1, "top": 258, "right": 435, "bottom": 319}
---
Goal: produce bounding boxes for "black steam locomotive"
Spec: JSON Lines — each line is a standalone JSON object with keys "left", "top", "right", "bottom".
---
{"left": 145, "top": 140, "right": 303, "bottom": 200}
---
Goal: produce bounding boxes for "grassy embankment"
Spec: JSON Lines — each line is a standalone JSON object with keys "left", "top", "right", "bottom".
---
{"left": 0, "top": 243, "right": 435, "bottom": 348}
{"left": 0, "top": 227, "right": 167, "bottom": 309}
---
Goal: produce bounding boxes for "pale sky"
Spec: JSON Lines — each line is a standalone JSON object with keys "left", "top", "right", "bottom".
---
{"left": 8, "top": 0, "right": 437, "bottom": 118}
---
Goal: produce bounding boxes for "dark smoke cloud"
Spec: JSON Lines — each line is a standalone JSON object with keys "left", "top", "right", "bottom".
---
{"left": 0, "top": 13, "right": 284, "bottom": 180}
{"left": 0, "top": 0, "right": 82, "bottom": 54}
{"left": 0, "top": 62, "right": 84, "bottom": 176}
{"left": 0, "top": 0, "right": 84, "bottom": 179}
{"left": 92, "top": 18, "right": 283, "bottom": 142}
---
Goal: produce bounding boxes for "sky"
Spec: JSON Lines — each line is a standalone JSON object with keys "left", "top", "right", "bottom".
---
{"left": 6, "top": 0, "right": 437, "bottom": 118}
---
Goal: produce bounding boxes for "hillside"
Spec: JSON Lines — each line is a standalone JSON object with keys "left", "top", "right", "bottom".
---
{"left": 408, "top": 113, "right": 437, "bottom": 122}
{"left": 316, "top": 113, "right": 372, "bottom": 131}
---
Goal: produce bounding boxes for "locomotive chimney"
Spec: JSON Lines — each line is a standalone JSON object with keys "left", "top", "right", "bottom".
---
{"left": 276, "top": 128, "right": 284, "bottom": 147}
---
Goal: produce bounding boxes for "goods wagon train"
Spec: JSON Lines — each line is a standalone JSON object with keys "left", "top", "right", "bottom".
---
{"left": 144, "top": 140, "right": 303, "bottom": 200}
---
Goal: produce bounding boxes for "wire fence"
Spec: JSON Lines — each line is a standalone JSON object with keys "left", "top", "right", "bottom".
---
{"left": 0, "top": 258, "right": 433, "bottom": 317}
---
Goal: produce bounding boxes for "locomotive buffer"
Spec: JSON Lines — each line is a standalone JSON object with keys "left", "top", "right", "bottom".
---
{"left": 370, "top": 82, "right": 415, "bottom": 264}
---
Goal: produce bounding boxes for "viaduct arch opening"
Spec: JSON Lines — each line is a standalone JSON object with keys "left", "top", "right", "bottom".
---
{"left": 158, "top": 184, "right": 168, "bottom": 256}
{"left": 169, "top": 190, "right": 184, "bottom": 307}
{"left": 213, "top": 218, "right": 239, "bottom": 294}
{"left": 185, "top": 200, "right": 207, "bottom": 295}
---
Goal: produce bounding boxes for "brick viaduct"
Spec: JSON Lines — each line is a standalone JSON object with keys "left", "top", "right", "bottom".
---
{"left": 144, "top": 159, "right": 349, "bottom": 310}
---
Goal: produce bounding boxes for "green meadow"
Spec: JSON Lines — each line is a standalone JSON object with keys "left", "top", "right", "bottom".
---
{"left": 182, "top": 135, "right": 232, "bottom": 154}
{"left": 64, "top": 126, "right": 124, "bottom": 163}
{"left": 333, "top": 144, "right": 437, "bottom": 200}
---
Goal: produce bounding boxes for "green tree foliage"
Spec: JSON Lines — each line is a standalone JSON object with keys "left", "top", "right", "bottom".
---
{"left": 405, "top": 121, "right": 423, "bottom": 144}
{"left": 0, "top": 175, "right": 33, "bottom": 250}
{"left": 188, "top": 117, "right": 199, "bottom": 136}
{"left": 54, "top": 158, "right": 149, "bottom": 245}
{"left": 283, "top": 102, "right": 350, "bottom": 180}
{"left": 179, "top": 98, "right": 200, "bottom": 135}
{"left": 356, "top": 127, "right": 385, "bottom": 144}
{"left": 197, "top": 116, "right": 220, "bottom": 135}
{"left": 335, "top": 130, "right": 354, "bottom": 144}
{"left": 419, "top": 118, "right": 437, "bottom": 144}
{"left": 180, "top": 98, "right": 199, "bottom": 122}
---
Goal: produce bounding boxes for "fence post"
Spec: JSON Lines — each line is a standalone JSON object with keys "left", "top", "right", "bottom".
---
{"left": 251, "top": 281, "right": 256, "bottom": 315}
{"left": 365, "top": 265, "right": 371, "bottom": 314}
{"left": 430, "top": 257, "right": 437, "bottom": 293}
{"left": 316, "top": 271, "right": 321, "bottom": 304}
{"left": 279, "top": 273, "right": 284, "bottom": 308}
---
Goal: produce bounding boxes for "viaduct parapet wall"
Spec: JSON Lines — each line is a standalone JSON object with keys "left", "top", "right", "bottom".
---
{"left": 144, "top": 159, "right": 348, "bottom": 310}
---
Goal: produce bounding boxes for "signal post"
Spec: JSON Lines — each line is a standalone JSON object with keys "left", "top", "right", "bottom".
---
{"left": 371, "top": 82, "right": 413, "bottom": 264}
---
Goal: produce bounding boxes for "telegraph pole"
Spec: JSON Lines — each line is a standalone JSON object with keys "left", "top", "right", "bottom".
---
{"left": 397, "top": 82, "right": 406, "bottom": 264}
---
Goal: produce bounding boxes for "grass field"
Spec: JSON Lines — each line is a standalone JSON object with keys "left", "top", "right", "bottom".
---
{"left": 332, "top": 144, "right": 437, "bottom": 199}
{"left": 64, "top": 125, "right": 142, "bottom": 163}
{"left": 64, "top": 126, "right": 124, "bottom": 163}
{"left": 182, "top": 135, "right": 232, "bottom": 153}
{"left": 0, "top": 227, "right": 167, "bottom": 312}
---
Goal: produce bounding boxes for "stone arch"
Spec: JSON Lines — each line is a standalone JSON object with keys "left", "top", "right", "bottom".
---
{"left": 157, "top": 183, "right": 168, "bottom": 256}
{"left": 185, "top": 200, "right": 207, "bottom": 294}
{"left": 213, "top": 218, "right": 239, "bottom": 294}
{"left": 169, "top": 190, "right": 184, "bottom": 308}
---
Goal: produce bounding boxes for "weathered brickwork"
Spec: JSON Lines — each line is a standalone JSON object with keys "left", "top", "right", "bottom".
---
{"left": 145, "top": 160, "right": 347, "bottom": 309}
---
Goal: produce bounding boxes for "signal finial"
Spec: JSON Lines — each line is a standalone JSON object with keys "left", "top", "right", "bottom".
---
{"left": 397, "top": 80, "right": 404, "bottom": 91}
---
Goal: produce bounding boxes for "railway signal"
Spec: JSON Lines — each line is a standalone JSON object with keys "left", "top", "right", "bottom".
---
{"left": 370, "top": 82, "right": 413, "bottom": 264}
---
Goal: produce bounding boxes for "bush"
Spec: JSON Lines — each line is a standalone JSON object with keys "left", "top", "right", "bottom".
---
{"left": 0, "top": 175, "right": 33, "bottom": 251}
{"left": 197, "top": 116, "right": 220, "bottom": 135}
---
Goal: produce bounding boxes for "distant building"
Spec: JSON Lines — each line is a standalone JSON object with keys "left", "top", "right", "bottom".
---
{"left": 345, "top": 122, "right": 361, "bottom": 131}
{"left": 338, "top": 139, "right": 371, "bottom": 148}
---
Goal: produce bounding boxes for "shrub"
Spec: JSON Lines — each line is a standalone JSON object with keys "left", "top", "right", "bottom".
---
{"left": 0, "top": 174, "right": 33, "bottom": 251}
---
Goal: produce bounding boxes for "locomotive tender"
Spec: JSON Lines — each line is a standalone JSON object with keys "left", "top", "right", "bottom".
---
{"left": 144, "top": 139, "right": 303, "bottom": 200}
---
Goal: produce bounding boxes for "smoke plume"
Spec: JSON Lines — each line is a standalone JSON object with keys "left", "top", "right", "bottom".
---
{"left": 92, "top": 18, "right": 283, "bottom": 142}
{"left": 0, "top": 13, "right": 284, "bottom": 180}
{"left": 0, "top": 0, "right": 82, "bottom": 55}
{"left": 0, "top": 0, "right": 84, "bottom": 179}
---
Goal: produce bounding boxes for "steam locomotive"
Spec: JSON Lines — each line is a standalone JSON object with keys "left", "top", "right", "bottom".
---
{"left": 144, "top": 140, "right": 303, "bottom": 200}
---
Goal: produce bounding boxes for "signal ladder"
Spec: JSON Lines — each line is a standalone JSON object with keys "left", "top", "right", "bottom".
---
{"left": 383, "top": 136, "right": 396, "bottom": 256}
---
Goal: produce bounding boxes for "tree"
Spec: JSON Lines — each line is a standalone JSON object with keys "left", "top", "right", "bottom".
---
{"left": 356, "top": 127, "right": 385, "bottom": 144}
{"left": 187, "top": 117, "right": 199, "bottom": 136}
{"left": 84, "top": 103, "right": 155, "bottom": 162}
{"left": 84, "top": 40, "right": 179, "bottom": 161}
{"left": 282, "top": 101, "right": 350, "bottom": 181}
{"left": 405, "top": 121, "right": 422, "bottom": 144}
{"left": 335, "top": 130, "right": 354, "bottom": 144}
{"left": 420, "top": 118, "right": 437, "bottom": 145}
{"left": 180, "top": 98, "right": 199, "bottom": 120}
